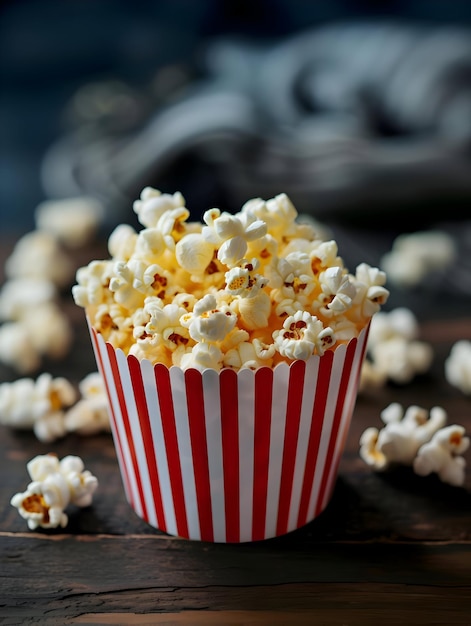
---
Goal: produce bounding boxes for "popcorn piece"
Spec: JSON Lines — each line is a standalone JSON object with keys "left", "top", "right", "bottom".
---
{"left": 181, "top": 294, "right": 237, "bottom": 344}
{"left": 21, "top": 303, "right": 73, "bottom": 361}
{"left": 202, "top": 207, "right": 267, "bottom": 268}
{"left": 10, "top": 453, "right": 98, "bottom": 529}
{"left": 380, "top": 230, "right": 457, "bottom": 289}
{"left": 361, "top": 308, "right": 433, "bottom": 388}
{"left": 35, "top": 196, "right": 104, "bottom": 248}
{"left": 236, "top": 290, "right": 272, "bottom": 330}
{"left": 0, "top": 278, "right": 57, "bottom": 322}
{"left": 359, "top": 403, "right": 447, "bottom": 470}
{"left": 108, "top": 224, "right": 138, "bottom": 260}
{"left": 445, "top": 340, "right": 471, "bottom": 395}
{"left": 358, "top": 359, "right": 388, "bottom": 392}
{"left": 317, "top": 266, "right": 356, "bottom": 317}
{"left": 0, "top": 377, "right": 38, "bottom": 429}
{"left": 352, "top": 263, "right": 389, "bottom": 319}
{"left": 367, "top": 307, "right": 419, "bottom": 347}
{"left": 368, "top": 336, "right": 433, "bottom": 385}
{"left": 175, "top": 232, "right": 215, "bottom": 277}
{"left": 11, "top": 479, "right": 69, "bottom": 530}
{"left": 5, "top": 231, "right": 75, "bottom": 288}
{"left": 0, "top": 373, "right": 77, "bottom": 442}
{"left": 64, "top": 372, "right": 111, "bottom": 436}
{"left": 273, "top": 311, "right": 335, "bottom": 360}
{"left": 179, "top": 342, "right": 224, "bottom": 371}
{"left": 223, "top": 339, "right": 275, "bottom": 370}
{"left": 0, "top": 301, "right": 72, "bottom": 373}
{"left": 58, "top": 455, "right": 99, "bottom": 507}
{"left": 413, "top": 425, "right": 469, "bottom": 486}
{"left": 0, "top": 322, "right": 42, "bottom": 374}
{"left": 72, "top": 260, "right": 114, "bottom": 308}
{"left": 133, "top": 187, "right": 186, "bottom": 228}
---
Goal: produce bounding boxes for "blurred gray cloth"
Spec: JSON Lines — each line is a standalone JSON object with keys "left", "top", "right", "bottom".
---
{"left": 41, "top": 21, "right": 471, "bottom": 223}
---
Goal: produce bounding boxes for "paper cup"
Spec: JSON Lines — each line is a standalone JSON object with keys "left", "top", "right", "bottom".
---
{"left": 89, "top": 322, "right": 369, "bottom": 543}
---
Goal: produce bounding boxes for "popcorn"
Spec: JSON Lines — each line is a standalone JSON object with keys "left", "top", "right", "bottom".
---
{"left": 0, "top": 322, "right": 42, "bottom": 374}
{"left": 0, "top": 278, "right": 57, "bottom": 322}
{"left": 64, "top": 372, "right": 110, "bottom": 436}
{"left": 0, "top": 373, "right": 77, "bottom": 443}
{"left": 360, "top": 307, "right": 433, "bottom": 389}
{"left": 380, "top": 230, "right": 457, "bottom": 289}
{"left": 34, "top": 196, "right": 104, "bottom": 248}
{"left": 359, "top": 403, "right": 447, "bottom": 470}
{"left": 360, "top": 403, "right": 469, "bottom": 486}
{"left": 10, "top": 453, "right": 98, "bottom": 529}
{"left": 108, "top": 224, "right": 138, "bottom": 260}
{"left": 74, "top": 187, "right": 389, "bottom": 371}
{"left": 5, "top": 231, "right": 75, "bottom": 288}
{"left": 317, "top": 266, "right": 356, "bottom": 317}
{"left": 445, "top": 340, "right": 471, "bottom": 395}
{"left": 413, "top": 425, "right": 469, "bottom": 486}
{"left": 273, "top": 311, "right": 335, "bottom": 360}
{"left": 368, "top": 337, "right": 433, "bottom": 385}
{"left": 0, "top": 304, "right": 72, "bottom": 373}
{"left": 20, "top": 303, "right": 73, "bottom": 361}
{"left": 133, "top": 187, "right": 186, "bottom": 228}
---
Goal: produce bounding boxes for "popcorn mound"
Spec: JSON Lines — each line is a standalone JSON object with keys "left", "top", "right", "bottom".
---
{"left": 73, "top": 188, "right": 389, "bottom": 371}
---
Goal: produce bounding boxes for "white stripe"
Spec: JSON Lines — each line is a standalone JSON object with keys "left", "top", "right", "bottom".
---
{"left": 264, "top": 364, "right": 290, "bottom": 539}
{"left": 306, "top": 343, "right": 346, "bottom": 522}
{"left": 169, "top": 367, "right": 200, "bottom": 541}
{"left": 237, "top": 368, "right": 255, "bottom": 542}
{"left": 97, "top": 336, "right": 141, "bottom": 517}
{"left": 140, "top": 359, "right": 177, "bottom": 537}
{"left": 202, "top": 368, "right": 225, "bottom": 543}
{"left": 116, "top": 349, "right": 153, "bottom": 525}
{"left": 287, "top": 355, "right": 320, "bottom": 533}
{"left": 321, "top": 328, "right": 368, "bottom": 511}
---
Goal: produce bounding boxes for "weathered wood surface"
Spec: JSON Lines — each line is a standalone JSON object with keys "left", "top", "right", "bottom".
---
{"left": 0, "top": 237, "right": 470, "bottom": 624}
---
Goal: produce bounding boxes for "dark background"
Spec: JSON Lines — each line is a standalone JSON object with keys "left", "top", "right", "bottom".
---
{"left": 2, "top": 0, "right": 471, "bottom": 233}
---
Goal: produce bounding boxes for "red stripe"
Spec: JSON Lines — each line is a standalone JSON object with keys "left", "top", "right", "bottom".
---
{"left": 314, "top": 341, "right": 356, "bottom": 517}
{"left": 89, "top": 328, "right": 134, "bottom": 507}
{"left": 154, "top": 364, "right": 189, "bottom": 539}
{"left": 185, "top": 368, "right": 214, "bottom": 542}
{"left": 220, "top": 368, "right": 240, "bottom": 543}
{"left": 276, "top": 360, "right": 306, "bottom": 536}
{"left": 252, "top": 367, "right": 273, "bottom": 541}
{"left": 106, "top": 342, "right": 148, "bottom": 520}
{"left": 323, "top": 332, "right": 369, "bottom": 504}
{"left": 128, "top": 355, "right": 167, "bottom": 532}
{"left": 297, "top": 350, "right": 334, "bottom": 527}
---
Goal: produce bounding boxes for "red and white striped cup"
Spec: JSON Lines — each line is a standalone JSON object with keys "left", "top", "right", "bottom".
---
{"left": 89, "top": 322, "right": 369, "bottom": 543}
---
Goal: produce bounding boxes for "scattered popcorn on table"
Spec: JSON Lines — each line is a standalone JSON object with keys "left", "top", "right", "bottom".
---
{"left": 380, "top": 230, "right": 457, "bottom": 289}
{"left": 0, "top": 278, "right": 57, "bottom": 322}
{"left": 20, "top": 303, "right": 73, "bottom": 361}
{"left": 64, "top": 372, "right": 111, "bottom": 435}
{"left": 413, "top": 425, "right": 470, "bottom": 486}
{"left": 10, "top": 453, "right": 98, "bottom": 530}
{"left": 35, "top": 196, "right": 104, "bottom": 249}
{"left": 0, "top": 323, "right": 43, "bottom": 374}
{"left": 4, "top": 231, "right": 75, "bottom": 289}
{"left": 360, "top": 402, "right": 469, "bottom": 486}
{"left": 0, "top": 373, "right": 77, "bottom": 443}
{"left": 360, "top": 307, "right": 433, "bottom": 390}
{"left": 73, "top": 188, "right": 390, "bottom": 370}
{"left": 0, "top": 303, "right": 72, "bottom": 374}
{"left": 359, "top": 402, "right": 447, "bottom": 470}
{"left": 445, "top": 340, "right": 471, "bottom": 395}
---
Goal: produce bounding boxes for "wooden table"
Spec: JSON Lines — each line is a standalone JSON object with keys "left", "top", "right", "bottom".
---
{"left": 1, "top": 237, "right": 470, "bottom": 625}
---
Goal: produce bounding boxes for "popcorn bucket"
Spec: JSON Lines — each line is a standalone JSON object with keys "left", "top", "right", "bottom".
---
{"left": 88, "top": 322, "right": 369, "bottom": 543}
